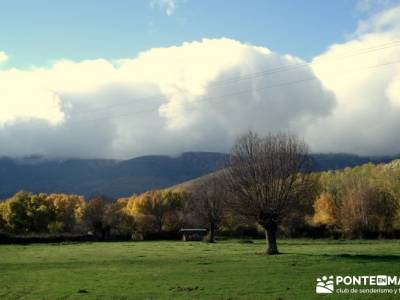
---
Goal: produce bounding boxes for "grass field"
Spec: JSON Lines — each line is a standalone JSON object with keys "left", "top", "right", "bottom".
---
{"left": 0, "top": 239, "right": 399, "bottom": 299}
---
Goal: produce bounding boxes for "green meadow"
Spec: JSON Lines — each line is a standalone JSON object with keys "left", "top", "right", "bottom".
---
{"left": 0, "top": 240, "right": 399, "bottom": 300}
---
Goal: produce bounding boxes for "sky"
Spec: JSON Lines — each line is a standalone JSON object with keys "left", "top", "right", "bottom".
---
{"left": 1, "top": 0, "right": 400, "bottom": 158}
{"left": 0, "top": 0, "right": 386, "bottom": 67}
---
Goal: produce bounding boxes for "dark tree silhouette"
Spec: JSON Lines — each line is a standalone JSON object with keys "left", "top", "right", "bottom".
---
{"left": 190, "top": 174, "right": 226, "bottom": 243}
{"left": 83, "top": 197, "right": 110, "bottom": 240}
{"left": 224, "top": 132, "right": 311, "bottom": 254}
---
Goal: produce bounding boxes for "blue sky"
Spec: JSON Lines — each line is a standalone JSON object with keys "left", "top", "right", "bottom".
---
{"left": 0, "top": 0, "right": 385, "bottom": 68}
{"left": 2, "top": 0, "right": 400, "bottom": 158}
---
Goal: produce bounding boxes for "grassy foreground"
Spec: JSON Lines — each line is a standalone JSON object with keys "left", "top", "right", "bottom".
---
{"left": 0, "top": 239, "right": 399, "bottom": 300}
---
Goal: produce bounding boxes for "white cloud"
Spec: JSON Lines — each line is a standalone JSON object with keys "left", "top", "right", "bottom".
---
{"left": 150, "top": 0, "right": 177, "bottom": 16}
{"left": 355, "top": 4, "right": 400, "bottom": 34}
{"left": 0, "top": 38, "right": 334, "bottom": 158}
{"left": 0, "top": 51, "right": 8, "bottom": 64}
{"left": 3, "top": 4, "right": 400, "bottom": 159}
{"left": 307, "top": 5, "right": 400, "bottom": 155}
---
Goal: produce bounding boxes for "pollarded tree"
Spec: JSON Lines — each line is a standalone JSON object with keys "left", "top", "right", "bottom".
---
{"left": 224, "top": 132, "right": 311, "bottom": 255}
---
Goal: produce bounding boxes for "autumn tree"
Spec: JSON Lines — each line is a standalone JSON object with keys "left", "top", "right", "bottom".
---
{"left": 3, "top": 191, "right": 37, "bottom": 234}
{"left": 127, "top": 189, "right": 186, "bottom": 235}
{"left": 103, "top": 199, "right": 136, "bottom": 238}
{"left": 27, "top": 193, "right": 54, "bottom": 232}
{"left": 0, "top": 201, "right": 8, "bottom": 232}
{"left": 340, "top": 184, "right": 397, "bottom": 238}
{"left": 190, "top": 174, "right": 226, "bottom": 243}
{"left": 46, "top": 193, "right": 85, "bottom": 233}
{"left": 83, "top": 197, "right": 110, "bottom": 240}
{"left": 280, "top": 172, "right": 319, "bottom": 237}
{"left": 224, "top": 132, "right": 311, "bottom": 255}
{"left": 382, "top": 160, "right": 400, "bottom": 227}
{"left": 312, "top": 193, "right": 338, "bottom": 226}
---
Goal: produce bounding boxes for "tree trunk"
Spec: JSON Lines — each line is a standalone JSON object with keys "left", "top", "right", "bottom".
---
{"left": 157, "top": 219, "right": 163, "bottom": 233}
{"left": 208, "top": 222, "right": 215, "bottom": 243}
{"left": 265, "top": 224, "right": 279, "bottom": 255}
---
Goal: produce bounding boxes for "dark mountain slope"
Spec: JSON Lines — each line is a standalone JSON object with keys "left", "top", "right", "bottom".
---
{"left": 0, "top": 152, "right": 226, "bottom": 199}
{"left": 0, "top": 152, "right": 397, "bottom": 199}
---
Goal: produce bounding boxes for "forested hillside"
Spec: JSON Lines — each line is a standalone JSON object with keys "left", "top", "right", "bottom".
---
{"left": 0, "top": 152, "right": 397, "bottom": 200}
{"left": 1, "top": 159, "right": 400, "bottom": 240}
{"left": 0, "top": 152, "right": 226, "bottom": 199}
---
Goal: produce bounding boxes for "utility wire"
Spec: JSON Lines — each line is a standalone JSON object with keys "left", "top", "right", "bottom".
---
{"left": 71, "top": 39, "right": 400, "bottom": 116}
{"left": 70, "top": 57, "right": 400, "bottom": 125}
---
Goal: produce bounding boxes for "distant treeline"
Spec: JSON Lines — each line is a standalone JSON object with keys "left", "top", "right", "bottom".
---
{"left": 308, "top": 160, "right": 400, "bottom": 238}
{"left": 1, "top": 160, "right": 400, "bottom": 242}
{"left": 0, "top": 190, "right": 188, "bottom": 242}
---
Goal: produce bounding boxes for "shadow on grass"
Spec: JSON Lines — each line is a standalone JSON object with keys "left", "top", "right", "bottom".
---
{"left": 278, "top": 240, "right": 386, "bottom": 246}
{"left": 335, "top": 254, "right": 400, "bottom": 262}
{"left": 325, "top": 253, "right": 400, "bottom": 262}
{"left": 277, "top": 252, "right": 400, "bottom": 263}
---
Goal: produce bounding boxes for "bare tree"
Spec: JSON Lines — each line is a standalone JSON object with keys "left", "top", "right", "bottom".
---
{"left": 190, "top": 174, "right": 226, "bottom": 243}
{"left": 340, "top": 183, "right": 397, "bottom": 238}
{"left": 224, "top": 132, "right": 311, "bottom": 255}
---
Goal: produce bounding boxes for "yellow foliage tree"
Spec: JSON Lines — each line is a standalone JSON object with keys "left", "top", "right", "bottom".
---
{"left": 46, "top": 193, "right": 86, "bottom": 232}
{"left": 312, "top": 193, "right": 337, "bottom": 226}
{"left": 126, "top": 189, "right": 186, "bottom": 233}
{"left": 0, "top": 201, "right": 7, "bottom": 231}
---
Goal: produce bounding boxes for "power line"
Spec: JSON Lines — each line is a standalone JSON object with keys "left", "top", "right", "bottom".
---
{"left": 71, "top": 39, "right": 400, "bottom": 116}
{"left": 206, "top": 39, "right": 400, "bottom": 88}
{"left": 70, "top": 57, "right": 400, "bottom": 125}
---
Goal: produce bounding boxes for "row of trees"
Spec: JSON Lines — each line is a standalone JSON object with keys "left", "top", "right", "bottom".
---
{"left": 0, "top": 192, "right": 85, "bottom": 234}
{"left": 311, "top": 161, "right": 400, "bottom": 238}
{"left": 0, "top": 190, "right": 189, "bottom": 240}
{"left": 0, "top": 185, "right": 235, "bottom": 242}
{"left": 1, "top": 132, "right": 400, "bottom": 255}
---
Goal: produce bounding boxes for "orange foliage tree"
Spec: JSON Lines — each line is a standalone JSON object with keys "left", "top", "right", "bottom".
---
{"left": 312, "top": 193, "right": 338, "bottom": 226}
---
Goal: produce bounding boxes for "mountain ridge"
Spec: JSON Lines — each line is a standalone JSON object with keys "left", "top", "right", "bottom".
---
{"left": 0, "top": 152, "right": 397, "bottom": 200}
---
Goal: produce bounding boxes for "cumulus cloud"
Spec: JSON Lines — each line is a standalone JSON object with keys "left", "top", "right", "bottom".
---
{"left": 150, "top": 0, "right": 178, "bottom": 16}
{"left": 0, "top": 51, "right": 8, "bottom": 64}
{"left": 0, "top": 38, "right": 334, "bottom": 158}
{"left": 3, "top": 4, "right": 400, "bottom": 159}
{"left": 355, "top": 3, "right": 400, "bottom": 34}
{"left": 307, "top": 4, "right": 400, "bottom": 155}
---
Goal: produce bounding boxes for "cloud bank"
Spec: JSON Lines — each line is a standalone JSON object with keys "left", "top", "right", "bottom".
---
{"left": 307, "top": 4, "right": 400, "bottom": 155}
{"left": 1, "top": 5, "right": 400, "bottom": 158}
{"left": 0, "top": 39, "right": 335, "bottom": 158}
